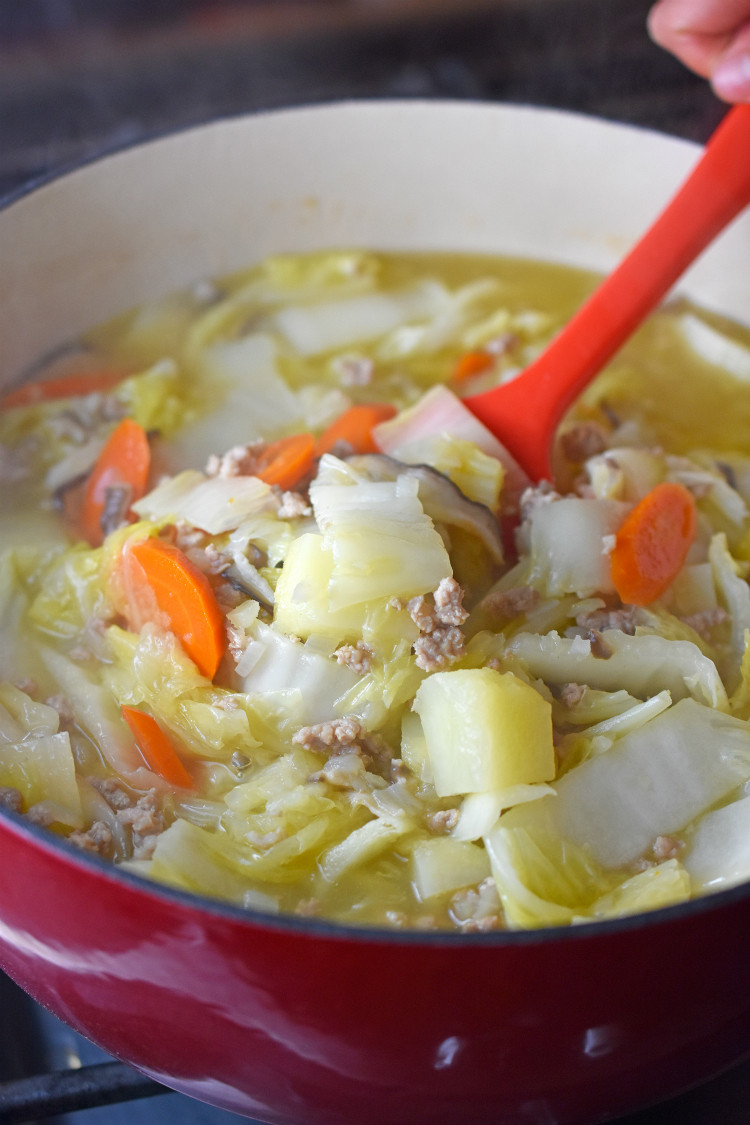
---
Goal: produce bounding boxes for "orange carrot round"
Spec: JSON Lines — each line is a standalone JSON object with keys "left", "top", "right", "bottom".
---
{"left": 128, "top": 537, "right": 226, "bottom": 679}
{"left": 121, "top": 705, "right": 195, "bottom": 789}
{"left": 315, "top": 403, "right": 397, "bottom": 457}
{"left": 451, "top": 350, "right": 495, "bottom": 384}
{"left": 79, "top": 418, "right": 151, "bottom": 547}
{"left": 1, "top": 368, "right": 125, "bottom": 411}
{"left": 611, "top": 481, "right": 697, "bottom": 606}
{"left": 253, "top": 433, "right": 316, "bottom": 490}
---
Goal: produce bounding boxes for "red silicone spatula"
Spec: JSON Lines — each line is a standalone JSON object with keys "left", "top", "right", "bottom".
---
{"left": 464, "top": 104, "right": 750, "bottom": 482}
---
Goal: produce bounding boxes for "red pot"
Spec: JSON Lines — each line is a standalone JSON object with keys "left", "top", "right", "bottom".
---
{"left": 1, "top": 103, "right": 749, "bottom": 1123}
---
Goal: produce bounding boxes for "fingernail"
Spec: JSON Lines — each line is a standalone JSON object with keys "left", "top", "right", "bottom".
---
{"left": 712, "top": 54, "right": 750, "bottom": 101}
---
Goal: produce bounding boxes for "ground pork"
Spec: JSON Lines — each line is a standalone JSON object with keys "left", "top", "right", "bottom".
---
{"left": 408, "top": 578, "right": 468, "bottom": 672}
{"left": 576, "top": 604, "right": 640, "bottom": 635}
{"left": 427, "top": 808, "right": 460, "bottom": 834}
{"left": 44, "top": 694, "right": 75, "bottom": 728}
{"left": 91, "top": 777, "right": 135, "bottom": 811}
{"left": 433, "top": 577, "right": 469, "bottom": 627}
{"left": 14, "top": 678, "right": 38, "bottom": 696}
{"left": 413, "top": 626, "right": 465, "bottom": 673}
{"left": 519, "top": 480, "right": 560, "bottom": 523}
{"left": 560, "top": 422, "right": 609, "bottom": 463}
{"left": 481, "top": 585, "right": 540, "bottom": 624}
{"left": 333, "top": 641, "right": 373, "bottom": 675}
{"left": 68, "top": 820, "right": 114, "bottom": 857}
{"left": 0, "top": 786, "right": 23, "bottom": 813}
{"left": 311, "top": 751, "right": 367, "bottom": 790}
{"left": 295, "top": 717, "right": 394, "bottom": 778}
{"left": 652, "top": 835, "right": 683, "bottom": 861}
{"left": 277, "top": 490, "right": 312, "bottom": 519}
{"left": 450, "top": 876, "right": 503, "bottom": 932}
{"left": 205, "top": 440, "right": 266, "bottom": 479}
{"left": 332, "top": 354, "right": 374, "bottom": 386}
{"left": 293, "top": 715, "right": 365, "bottom": 753}
{"left": 559, "top": 682, "right": 587, "bottom": 709}
{"left": 587, "top": 629, "right": 614, "bottom": 659}
{"left": 681, "top": 606, "right": 729, "bottom": 639}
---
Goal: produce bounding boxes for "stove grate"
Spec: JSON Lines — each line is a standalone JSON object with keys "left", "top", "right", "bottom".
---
{"left": 0, "top": 1061, "right": 165, "bottom": 1124}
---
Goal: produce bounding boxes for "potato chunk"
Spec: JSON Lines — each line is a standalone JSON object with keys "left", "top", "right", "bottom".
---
{"left": 413, "top": 668, "right": 554, "bottom": 796}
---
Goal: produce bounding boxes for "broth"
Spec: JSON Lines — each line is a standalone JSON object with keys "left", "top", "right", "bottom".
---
{"left": 2, "top": 249, "right": 750, "bottom": 931}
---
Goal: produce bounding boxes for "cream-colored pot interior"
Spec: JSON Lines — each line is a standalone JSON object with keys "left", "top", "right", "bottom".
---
{"left": 0, "top": 100, "right": 749, "bottom": 388}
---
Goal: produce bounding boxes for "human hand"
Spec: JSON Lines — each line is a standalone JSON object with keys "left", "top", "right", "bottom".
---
{"left": 648, "top": 0, "right": 750, "bottom": 101}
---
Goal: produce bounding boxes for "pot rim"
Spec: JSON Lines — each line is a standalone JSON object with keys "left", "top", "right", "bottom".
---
{"left": 1, "top": 99, "right": 746, "bottom": 952}
{"left": 0, "top": 97, "right": 705, "bottom": 217}
{"left": 2, "top": 802, "right": 748, "bottom": 948}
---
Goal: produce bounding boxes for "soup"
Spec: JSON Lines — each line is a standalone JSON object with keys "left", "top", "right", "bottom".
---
{"left": 2, "top": 248, "right": 750, "bottom": 932}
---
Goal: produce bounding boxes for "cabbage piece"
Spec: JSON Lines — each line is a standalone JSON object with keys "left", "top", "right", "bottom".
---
{"left": 223, "top": 749, "right": 322, "bottom": 815}
{"left": 132, "top": 470, "right": 276, "bottom": 534}
{"left": 452, "top": 784, "right": 555, "bottom": 841}
{"left": 0, "top": 687, "right": 82, "bottom": 825}
{"left": 678, "top": 312, "right": 750, "bottom": 381}
{"left": 670, "top": 562, "right": 718, "bottom": 617}
{"left": 164, "top": 334, "right": 303, "bottom": 469}
{"left": 0, "top": 683, "right": 60, "bottom": 738}
{"left": 527, "top": 498, "right": 630, "bottom": 597}
{"left": 27, "top": 545, "right": 106, "bottom": 641}
{"left": 411, "top": 837, "right": 491, "bottom": 900}
{"left": 0, "top": 553, "right": 41, "bottom": 683}
{"left": 484, "top": 825, "right": 615, "bottom": 929}
{"left": 255, "top": 249, "right": 381, "bottom": 299}
{"left": 709, "top": 533, "right": 750, "bottom": 687}
{"left": 271, "top": 282, "right": 447, "bottom": 356}
{"left": 585, "top": 447, "right": 664, "bottom": 503}
{"left": 400, "top": 709, "right": 433, "bottom": 789}
{"left": 374, "top": 385, "right": 529, "bottom": 508}
{"left": 235, "top": 620, "right": 359, "bottom": 725}
{"left": 582, "top": 689, "right": 673, "bottom": 739}
{"left": 413, "top": 668, "right": 554, "bottom": 797}
{"left": 273, "top": 533, "right": 370, "bottom": 643}
{"left": 583, "top": 859, "right": 691, "bottom": 920}
{"left": 104, "top": 625, "right": 259, "bottom": 762}
{"left": 502, "top": 698, "right": 750, "bottom": 868}
{"left": 669, "top": 454, "right": 748, "bottom": 532}
{"left": 376, "top": 279, "right": 500, "bottom": 360}
{"left": 683, "top": 795, "right": 750, "bottom": 892}
{"left": 389, "top": 433, "right": 504, "bottom": 510}
{"left": 0, "top": 733, "right": 82, "bottom": 826}
{"left": 116, "top": 358, "right": 189, "bottom": 436}
{"left": 508, "top": 629, "right": 728, "bottom": 709}
{"left": 148, "top": 817, "right": 279, "bottom": 909}
{"left": 319, "top": 815, "right": 413, "bottom": 882}
{"left": 310, "top": 458, "right": 452, "bottom": 611}
{"left": 38, "top": 645, "right": 150, "bottom": 779}
{"left": 551, "top": 686, "right": 643, "bottom": 728}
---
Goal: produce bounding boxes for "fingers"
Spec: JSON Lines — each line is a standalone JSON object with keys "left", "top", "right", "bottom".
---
{"left": 648, "top": 0, "right": 750, "bottom": 100}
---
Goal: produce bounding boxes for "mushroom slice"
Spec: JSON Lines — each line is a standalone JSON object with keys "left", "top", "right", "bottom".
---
{"left": 346, "top": 454, "right": 504, "bottom": 565}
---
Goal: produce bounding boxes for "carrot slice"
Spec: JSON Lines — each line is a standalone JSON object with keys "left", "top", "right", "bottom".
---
{"left": 611, "top": 481, "right": 697, "bottom": 606}
{"left": 128, "top": 537, "right": 226, "bottom": 679}
{"left": 79, "top": 418, "right": 151, "bottom": 547}
{"left": 1, "top": 369, "right": 125, "bottom": 411}
{"left": 315, "top": 403, "right": 398, "bottom": 457}
{"left": 253, "top": 433, "right": 316, "bottom": 491}
{"left": 121, "top": 705, "right": 195, "bottom": 789}
{"left": 451, "top": 350, "right": 495, "bottom": 383}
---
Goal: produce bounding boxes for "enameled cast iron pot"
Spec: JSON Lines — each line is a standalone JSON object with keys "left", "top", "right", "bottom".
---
{"left": 1, "top": 103, "right": 749, "bottom": 1125}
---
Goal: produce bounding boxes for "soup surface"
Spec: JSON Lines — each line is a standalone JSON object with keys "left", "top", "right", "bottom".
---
{"left": 2, "top": 249, "right": 750, "bottom": 932}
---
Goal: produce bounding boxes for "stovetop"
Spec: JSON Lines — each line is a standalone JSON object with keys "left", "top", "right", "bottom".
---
{"left": 0, "top": 2, "right": 748, "bottom": 1122}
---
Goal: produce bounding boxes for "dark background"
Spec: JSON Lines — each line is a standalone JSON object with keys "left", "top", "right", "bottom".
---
{"left": 0, "top": 0, "right": 729, "bottom": 204}
{"left": 0, "top": 2, "right": 747, "bottom": 1123}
